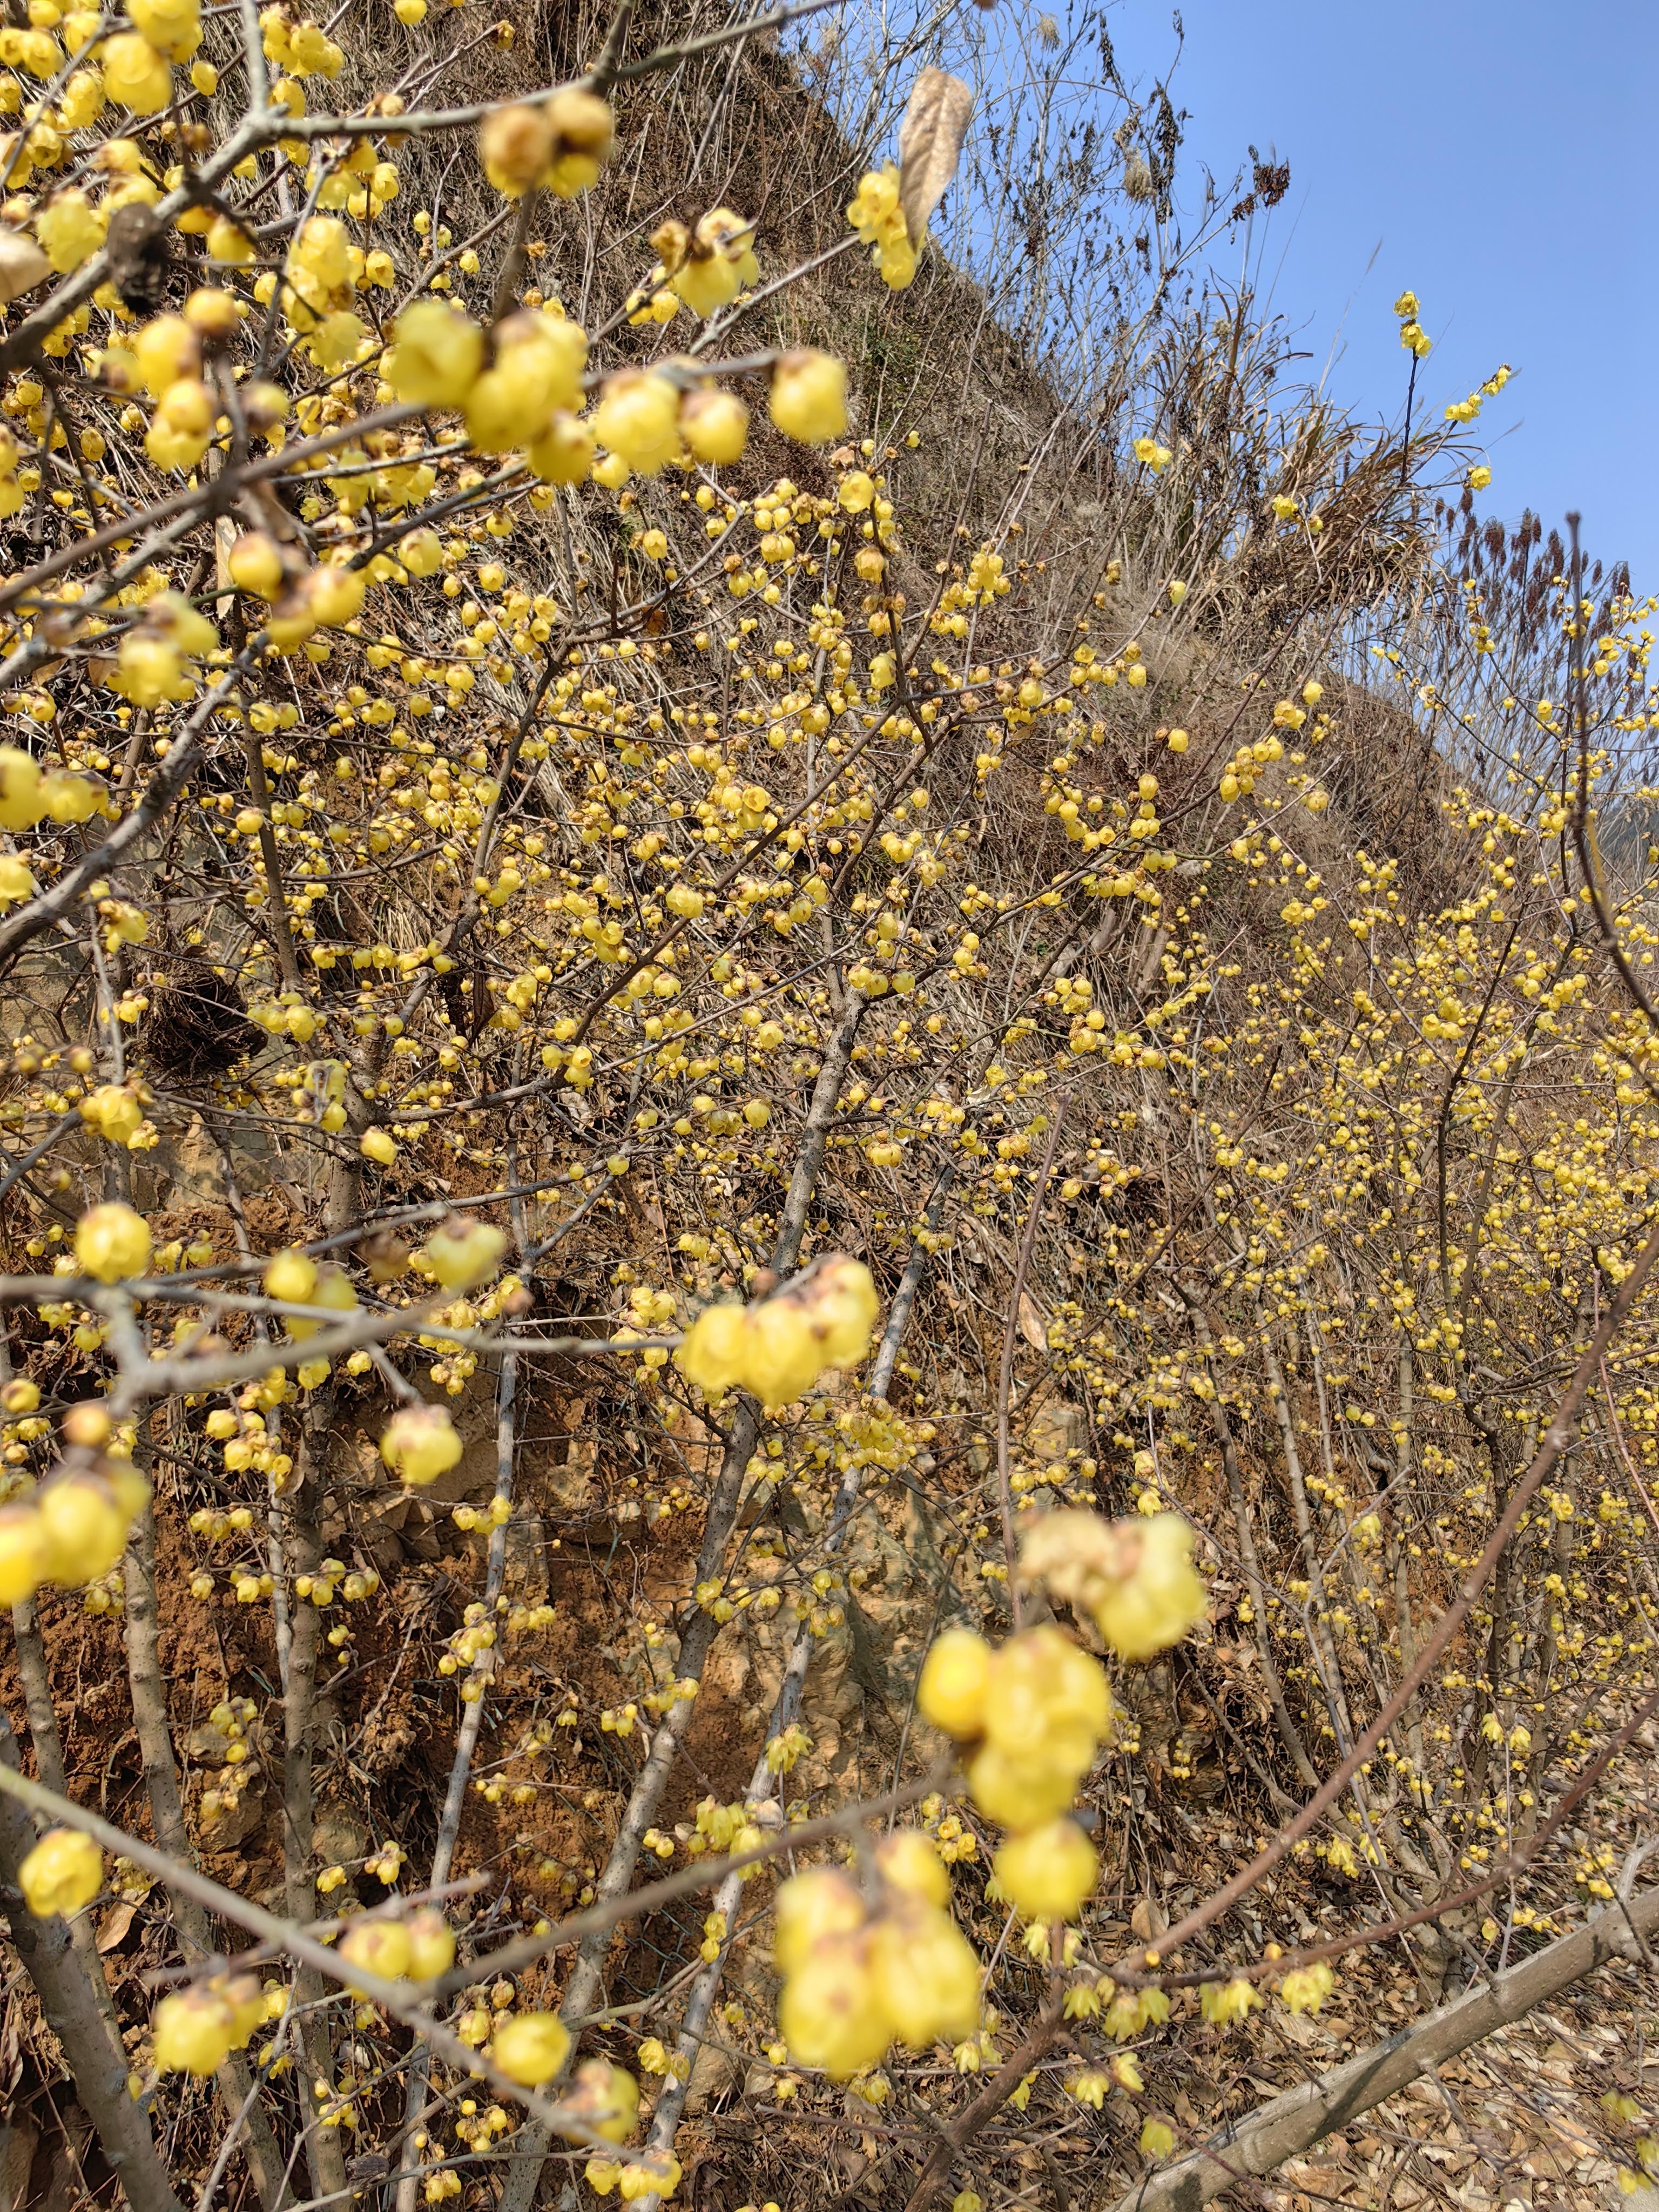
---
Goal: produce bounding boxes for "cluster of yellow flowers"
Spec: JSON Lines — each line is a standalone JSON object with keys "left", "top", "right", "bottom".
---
{"left": 0, "top": 1460, "right": 149, "bottom": 1607}
{"left": 0, "top": 746, "right": 103, "bottom": 832}
{"left": 1394, "top": 286, "right": 1432, "bottom": 359}
{"left": 0, "top": 427, "right": 25, "bottom": 517}
{"left": 1020, "top": 1509, "right": 1208, "bottom": 1662}
{"left": 650, "top": 207, "right": 759, "bottom": 318}
{"left": 76, "top": 1081, "right": 156, "bottom": 1150}
{"left": 266, "top": 1242, "right": 358, "bottom": 1322}
{"left": 18, "top": 1828, "right": 285, "bottom": 2076}
{"left": 919, "top": 1623, "right": 1109, "bottom": 1923}
{"left": 363, "top": 101, "right": 847, "bottom": 480}
{"left": 775, "top": 1830, "right": 981, "bottom": 2079}
{"left": 0, "top": 745, "right": 102, "bottom": 902}
{"left": 389, "top": 296, "right": 590, "bottom": 473}
{"left": 153, "top": 1974, "right": 272, "bottom": 2074}
{"left": 338, "top": 1905, "right": 457, "bottom": 1988}
{"left": 475, "top": 2015, "right": 655, "bottom": 2193}
{"left": 102, "top": 0, "right": 201, "bottom": 114}
{"left": 846, "top": 164, "right": 916, "bottom": 289}
{"left": 258, "top": 6, "right": 343, "bottom": 77}
{"left": 583, "top": 2145, "right": 680, "bottom": 2203}
{"left": 886, "top": 1513, "right": 1207, "bottom": 1949}
{"left": 0, "top": 0, "right": 1611, "bottom": 2183}
{"left": 676, "top": 1256, "right": 880, "bottom": 1408}
{"left": 1278, "top": 1959, "right": 1336, "bottom": 2014}
{"left": 378, "top": 1400, "right": 455, "bottom": 1488}
{"left": 478, "top": 90, "right": 614, "bottom": 200}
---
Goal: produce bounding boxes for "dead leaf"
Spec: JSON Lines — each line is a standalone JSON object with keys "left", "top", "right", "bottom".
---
{"left": 1016, "top": 1290, "right": 1047, "bottom": 1349}
{"left": 1130, "top": 1894, "right": 1168, "bottom": 1943}
{"left": 1284, "top": 2166, "right": 1341, "bottom": 2195}
{"left": 0, "top": 226, "right": 50, "bottom": 306}
{"left": 897, "top": 68, "right": 973, "bottom": 248}
{"left": 96, "top": 1899, "right": 136, "bottom": 1953}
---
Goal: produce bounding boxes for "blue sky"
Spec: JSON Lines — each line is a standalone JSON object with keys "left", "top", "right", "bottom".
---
{"left": 1107, "top": 0, "right": 1658, "bottom": 593}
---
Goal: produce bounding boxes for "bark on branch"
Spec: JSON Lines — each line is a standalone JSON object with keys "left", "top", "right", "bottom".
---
{"left": 0, "top": 1710, "right": 186, "bottom": 2212}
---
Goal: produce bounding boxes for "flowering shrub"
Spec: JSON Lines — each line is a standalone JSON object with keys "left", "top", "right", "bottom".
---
{"left": 0, "top": 0, "right": 1652, "bottom": 2206}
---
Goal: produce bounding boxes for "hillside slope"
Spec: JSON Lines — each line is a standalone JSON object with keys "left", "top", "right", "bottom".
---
{"left": 2, "top": 3, "right": 1657, "bottom": 2210}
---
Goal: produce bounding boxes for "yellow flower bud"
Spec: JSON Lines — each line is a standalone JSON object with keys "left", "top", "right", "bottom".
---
{"left": 479, "top": 101, "right": 553, "bottom": 197}
{"left": 491, "top": 2012, "right": 571, "bottom": 2085}
{"left": 527, "top": 410, "right": 594, "bottom": 485}
{"left": 774, "top": 1869, "right": 865, "bottom": 1976}
{"left": 795, "top": 1253, "right": 879, "bottom": 1367}
{"left": 993, "top": 1818, "right": 1098, "bottom": 1922}
{"left": 768, "top": 349, "right": 846, "bottom": 444}
{"left": 102, "top": 31, "right": 171, "bottom": 112}
{"left": 0, "top": 855, "right": 35, "bottom": 906}
{"left": 380, "top": 1405, "right": 463, "bottom": 1487}
{"left": 0, "top": 746, "right": 44, "bottom": 830}
{"left": 305, "top": 561, "right": 365, "bottom": 627}
{"left": 779, "top": 1933, "right": 889, "bottom": 2079}
{"left": 18, "top": 1826, "right": 102, "bottom": 1917}
{"left": 340, "top": 1916, "right": 413, "bottom": 1988}
{"left": 263, "top": 1247, "right": 317, "bottom": 1305}
{"left": 422, "top": 1214, "right": 506, "bottom": 1290}
{"left": 679, "top": 387, "right": 748, "bottom": 464}
{"left": 61, "top": 1401, "right": 112, "bottom": 1449}
{"left": 917, "top": 1627, "right": 992, "bottom": 1740}
{"left": 34, "top": 187, "right": 104, "bottom": 272}
{"left": 286, "top": 1262, "right": 356, "bottom": 1341}
{"left": 592, "top": 369, "right": 682, "bottom": 477}
{"left": 38, "top": 1472, "right": 137, "bottom": 1586}
{"left": 129, "top": 0, "right": 200, "bottom": 62}
{"left": 153, "top": 1984, "right": 237, "bottom": 2074}
{"left": 388, "top": 298, "right": 484, "bottom": 408}
{"left": 227, "top": 530, "right": 284, "bottom": 597}
{"left": 0, "top": 1505, "right": 49, "bottom": 1605}
{"left": 869, "top": 1906, "right": 980, "bottom": 2047}
{"left": 405, "top": 1907, "right": 456, "bottom": 1981}
{"left": 399, "top": 527, "right": 443, "bottom": 576}
{"left": 565, "top": 2058, "right": 640, "bottom": 2143}
{"left": 676, "top": 1303, "right": 745, "bottom": 1395}
{"left": 744, "top": 1298, "right": 822, "bottom": 1408}
{"left": 875, "top": 1830, "right": 950, "bottom": 1908}
{"left": 966, "top": 1743, "right": 1078, "bottom": 1830}
{"left": 75, "top": 1201, "right": 151, "bottom": 1281}
{"left": 543, "top": 87, "right": 613, "bottom": 198}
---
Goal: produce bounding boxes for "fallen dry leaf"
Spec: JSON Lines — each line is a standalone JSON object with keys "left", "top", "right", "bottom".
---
{"left": 96, "top": 1898, "right": 136, "bottom": 1953}
{"left": 1016, "top": 1289, "right": 1047, "bottom": 1349}
{"left": 1130, "top": 1894, "right": 1168, "bottom": 1943}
